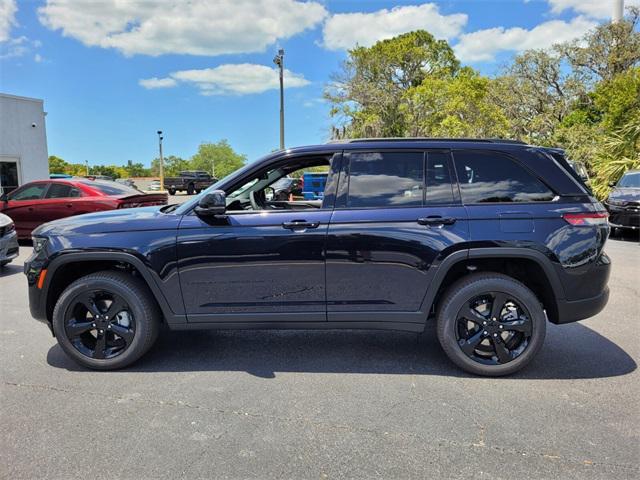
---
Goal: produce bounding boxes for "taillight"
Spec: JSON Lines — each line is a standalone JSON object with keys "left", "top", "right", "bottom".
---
{"left": 562, "top": 212, "right": 609, "bottom": 226}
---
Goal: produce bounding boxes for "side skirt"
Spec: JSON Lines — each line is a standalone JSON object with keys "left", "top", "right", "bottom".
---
{"left": 168, "top": 321, "right": 426, "bottom": 333}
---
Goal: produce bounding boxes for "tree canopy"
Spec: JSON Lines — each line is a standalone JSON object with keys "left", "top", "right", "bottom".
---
{"left": 325, "top": 8, "right": 640, "bottom": 198}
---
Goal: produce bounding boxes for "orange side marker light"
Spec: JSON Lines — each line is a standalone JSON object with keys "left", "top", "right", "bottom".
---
{"left": 37, "top": 269, "right": 47, "bottom": 289}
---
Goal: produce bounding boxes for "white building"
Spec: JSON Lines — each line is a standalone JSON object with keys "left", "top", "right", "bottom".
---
{"left": 0, "top": 93, "right": 49, "bottom": 195}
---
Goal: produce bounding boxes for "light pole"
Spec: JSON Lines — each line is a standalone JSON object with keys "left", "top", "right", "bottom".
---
{"left": 273, "top": 48, "right": 285, "bottom": 149}
{"left": 85, "top": 160, "right": 89, "bottom": 176}
{"left": 157, "top": 130, "right": 164, "bottom": 191}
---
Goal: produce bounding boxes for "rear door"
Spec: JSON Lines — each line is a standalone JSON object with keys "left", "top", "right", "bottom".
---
{"left": 325, "top": 149, "right": 469, "bottom": 324}
{"left": 40, "top": 182, "right": 84, "bottom": 222}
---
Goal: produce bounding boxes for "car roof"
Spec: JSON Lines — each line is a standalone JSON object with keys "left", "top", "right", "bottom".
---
{"left": 280, "top": 138, "right": 536, "bottom": 156}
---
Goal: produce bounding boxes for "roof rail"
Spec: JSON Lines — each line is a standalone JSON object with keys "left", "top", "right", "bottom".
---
{"left": 328, "top": 137, "right": 527, "bottom": 145}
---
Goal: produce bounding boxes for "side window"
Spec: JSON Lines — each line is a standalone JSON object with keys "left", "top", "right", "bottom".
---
{"left": 8, "top": 183, "right": 47, "bottom": 201}
{"left": 45, "top": 183, "right": 72, "bottom": 198}
{"left": 425, "top": 151, "right": 455, "bottom": 204}
{"left": 453, "top": 150, "right": 555, "bottom": 203}
{"left": 347, "top": 152, "right": 424, "bottom": 208}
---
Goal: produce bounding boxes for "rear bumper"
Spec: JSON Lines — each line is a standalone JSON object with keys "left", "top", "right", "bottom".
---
{"left": 555, "top": 287, "right": 609, "bottom": 324}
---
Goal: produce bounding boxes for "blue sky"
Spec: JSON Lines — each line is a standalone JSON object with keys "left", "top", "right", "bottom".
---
{"left": 0, "top": 0, "right": 628, "bottom": 166}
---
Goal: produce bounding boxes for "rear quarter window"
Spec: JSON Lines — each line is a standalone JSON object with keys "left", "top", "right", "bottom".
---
{"left": 453, "top": 150, "right": 555, "bottom": 203}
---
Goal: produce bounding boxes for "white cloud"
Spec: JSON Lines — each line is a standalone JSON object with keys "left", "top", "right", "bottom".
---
{"left": 38, "top": 0, "right": 327, "bottom": 57}
{"left": 322, "top": 3, "right": 467, "bottom": 50}
{"left": 138, "top": 77, "right": 178, "bottom": 89}
{"left": 140, "top": 63, "right": 310, "bottom": 96}
{"left": 547, "top": 0, "right": 640, "bottom": 20}
{"left": 454, "top": 16, "right": 598, "bottom": 62}
{"left": 0, "top": 0, "right": 17, "bottom": 42}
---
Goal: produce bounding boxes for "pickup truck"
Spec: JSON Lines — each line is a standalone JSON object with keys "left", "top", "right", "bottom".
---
{"left": 163, "top": 171, "right": 216, "bottom": 195}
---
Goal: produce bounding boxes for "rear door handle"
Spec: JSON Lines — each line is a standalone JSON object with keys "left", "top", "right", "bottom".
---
{"left": 282, "top": 220, "right": 320, "bottom": 230}
{"left": 417, "top": 216, "right": 457, "bottom": 226}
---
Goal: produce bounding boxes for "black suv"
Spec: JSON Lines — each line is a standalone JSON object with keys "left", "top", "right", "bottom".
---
{"left": 25, "top": 139, "right": 611, "bottom": 376}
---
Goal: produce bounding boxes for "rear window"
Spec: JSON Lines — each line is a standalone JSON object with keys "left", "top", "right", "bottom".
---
{"left": 347, "top": 151, "right": 424, "bottom": 208}
{"left": 80, "top": 180, "right": 140, "bottom": 196}
{"left": 453, "top": 150, "right": 555, "bottom": 203}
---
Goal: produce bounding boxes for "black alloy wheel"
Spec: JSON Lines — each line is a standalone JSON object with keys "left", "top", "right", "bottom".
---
{"left": 64, "top": 290, "right": 135, "bottom": 360}
{"left": 436, "top": 273, "right": 546, "bottom": 376}
{"left": 52, "top": 271, "right": 160, "bottom": 370}
{"left": 455, "top": 292, "right": 533, "bottom": 365}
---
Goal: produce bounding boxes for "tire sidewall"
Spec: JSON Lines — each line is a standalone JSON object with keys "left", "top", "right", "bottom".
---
{"left": 437, "top": 276, "right": 546, "bottom": 376}
{"left": 52, "top": 275, "right": 153, "bottom": 369}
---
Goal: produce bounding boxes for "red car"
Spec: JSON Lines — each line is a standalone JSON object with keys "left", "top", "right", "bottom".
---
{"left": 0, "top": 178, "right": 168, "bottom": 239}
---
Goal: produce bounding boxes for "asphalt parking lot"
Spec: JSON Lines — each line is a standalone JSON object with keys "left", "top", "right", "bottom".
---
{"left": 1, "top": 234, "right": 638, "bottom": 479}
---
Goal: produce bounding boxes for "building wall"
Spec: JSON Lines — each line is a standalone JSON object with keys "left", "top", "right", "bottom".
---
{"left": 0, "top": 93, "right": 49, "bottom": 192}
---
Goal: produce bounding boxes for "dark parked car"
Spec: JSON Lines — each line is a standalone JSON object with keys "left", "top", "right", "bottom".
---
{"left": 25, "top": 139, "right": 610, "bottom": 376}
{"left": 1, "top": 179, "right": 168, "bottom": 239}
{"left": 605, "top": 169, "right": 640, "bottom": 234}
{"left": 164, "top": 171, "right": 216, "bottom": 195}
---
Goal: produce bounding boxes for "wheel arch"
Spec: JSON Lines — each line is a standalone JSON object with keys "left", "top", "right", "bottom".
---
{"left": 43, "top": 252, "right": 182, "bottom": 326}
{"left": 422, "top": 248, "right": 565, "bottom": 324}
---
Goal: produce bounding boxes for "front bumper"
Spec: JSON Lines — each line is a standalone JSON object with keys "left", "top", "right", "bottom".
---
{"left": 0, "top": 230, "right": 19, "bottom": 264}
{"left": 605, "top": 203, "right": 640, "bottom": 229}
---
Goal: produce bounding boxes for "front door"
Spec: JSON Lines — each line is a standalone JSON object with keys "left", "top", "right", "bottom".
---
{"left": 177, "top": 153, "right": 340, "bottom": 323}
{"left": 325, "top": 149, "right": 469, "bottom": 323}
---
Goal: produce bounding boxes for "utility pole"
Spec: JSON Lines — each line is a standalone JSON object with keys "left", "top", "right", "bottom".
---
{"left": 273, "top": 48, "right": 285, "bottom": 149}
{"left": 157, "top": 130, "right": 164, "bottom": 191}
{"left": 613, "top": 0, "right": 624, "bottom": 22}
{"left": 85, "top": 160, "right": 89, "bottom": 176}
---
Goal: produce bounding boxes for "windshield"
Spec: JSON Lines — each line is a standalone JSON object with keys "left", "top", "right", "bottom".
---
{"left": 618, "top": 172, "right": 640, "bottom": 188}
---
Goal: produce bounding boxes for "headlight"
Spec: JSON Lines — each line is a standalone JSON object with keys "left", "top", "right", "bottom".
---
{"left": 4, "top": 222, "right": 14, "bottom": 233}
{"left": 32, "top": 237, "right": 48, "bottom": 253}
{"left": 607, "top": 198, "right": 626, "bottom": 206}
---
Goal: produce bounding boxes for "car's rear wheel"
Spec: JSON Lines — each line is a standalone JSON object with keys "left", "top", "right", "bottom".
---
{"left": 187, "top": 183, "right": 195, "bottom": 195}
{"left": 436, "top": 273, "right": 546, "bottom": 376}
{"left": 168, "top": 188, "right": 176, "bottom": 195}
{"left": 52, "top": 271, "right": 160, "bottom": 370}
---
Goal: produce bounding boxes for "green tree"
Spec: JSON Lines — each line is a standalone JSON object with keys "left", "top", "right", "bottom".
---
{"left": 559, "top": 7, "right": 639, "bottom": 82}
{"left": 190, "top": 140, "right": 246, "bottom": 179}
{"left": 125, "top": 161, "right": 152, "bottom": 177}
{"left": 402, "top": 67, "right": 509, "bottom": 138}
{"left": 48, "top": 155, "right": 68, "bottom": 174}
{"left": 325, "top": 30, "right": 460, "bottom": 137}
{"left": 151, "top": 155, "right": 190, "bottom": 176}
{"left": 88, "top": 165, "right": 122, "bottom": 179}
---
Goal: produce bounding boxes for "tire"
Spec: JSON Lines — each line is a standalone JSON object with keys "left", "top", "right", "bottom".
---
{"left": 195, "top": 189, "right": 202, "bottom": 194}
{"left": 168, "top": 188, "right": 176, "bottom": 196}
{"left": 187, "top": 183, "right": 195, "bottom": 195}
{"left": 436, "top": 273, "right": 546, "bottom": 376}
{"left": 52, "top": 271, "right": 160, "bottom": 370}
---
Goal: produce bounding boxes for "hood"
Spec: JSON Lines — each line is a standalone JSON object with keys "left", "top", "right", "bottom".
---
{"left": 608, "top": 187, "right": 640, "bottom": 202}
{"left": 32, "top": 206, "right": 182, "bottom": 237}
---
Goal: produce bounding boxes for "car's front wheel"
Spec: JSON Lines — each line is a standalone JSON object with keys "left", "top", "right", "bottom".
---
{"left": 52, "top": 271, "right": 160, "bottom": 370}
{"left": 436, "top": 273, "right": 546, "bottom": 376}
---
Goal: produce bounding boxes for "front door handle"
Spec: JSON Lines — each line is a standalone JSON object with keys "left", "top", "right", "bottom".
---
{"left": 417, "top": 216, "right": 457, "bottom": 226}
{"left": 282, "top": 220, "right": 320, "bottom": 230}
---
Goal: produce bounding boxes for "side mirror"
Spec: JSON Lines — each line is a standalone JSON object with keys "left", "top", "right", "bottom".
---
{"left": 194, "top": 190, "right": 226, "bottom": 216}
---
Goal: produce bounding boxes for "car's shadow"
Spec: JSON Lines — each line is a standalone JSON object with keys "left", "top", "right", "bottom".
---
{"left": 0, "top": 263, "right": 23, "bottom": 277}
{"left": 47, "top": 321, "right": 636, "bottom": 380}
